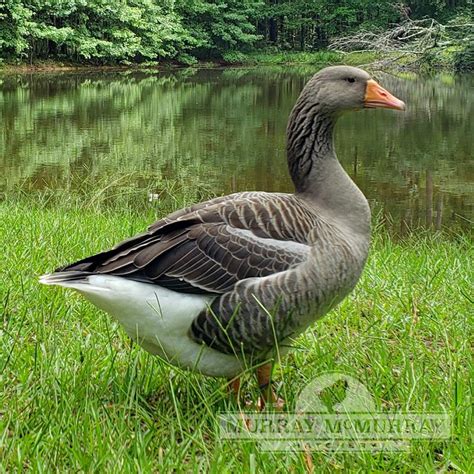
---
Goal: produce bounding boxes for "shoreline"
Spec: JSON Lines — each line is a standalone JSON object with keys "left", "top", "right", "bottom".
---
{"left": 1, "top": 50, "right": 454, "bottom": 75}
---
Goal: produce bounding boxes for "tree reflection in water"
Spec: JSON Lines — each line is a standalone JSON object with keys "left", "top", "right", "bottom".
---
{"left": 0, "top": 68, "right": 472, "bottom": 234}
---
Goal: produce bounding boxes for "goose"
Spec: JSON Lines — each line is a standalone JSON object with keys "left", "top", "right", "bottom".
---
{"left": 40, "top": 66, "right": 405, "bottom": 407}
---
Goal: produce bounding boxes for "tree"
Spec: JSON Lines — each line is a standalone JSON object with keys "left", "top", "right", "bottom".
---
{"left": 176, "top": 0, "right": 262, "bottom": 60}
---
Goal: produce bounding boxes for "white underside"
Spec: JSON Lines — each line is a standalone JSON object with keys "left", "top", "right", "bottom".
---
{"left": 41, "top": 274, "right": 244, "bottom": 377}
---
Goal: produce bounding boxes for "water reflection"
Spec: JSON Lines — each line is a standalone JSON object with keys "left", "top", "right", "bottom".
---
{"left": 0, "top": 67, "right": 472, "bottom": 233}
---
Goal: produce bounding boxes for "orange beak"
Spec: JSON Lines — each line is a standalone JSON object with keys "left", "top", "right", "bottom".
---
{"left": 364, "top": 79, "right": 405, "bottom": 111}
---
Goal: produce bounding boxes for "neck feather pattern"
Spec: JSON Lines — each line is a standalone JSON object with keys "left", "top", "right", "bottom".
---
{"left": 286, "top": 85, "right": 371, "bottom": 237}
{"left": 286, "top": 91, "right": 336, "bottom": 193}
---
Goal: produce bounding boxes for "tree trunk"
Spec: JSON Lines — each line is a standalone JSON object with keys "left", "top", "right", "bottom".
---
{"left": 268, "top": 0, "right": 278, "bottom": 43}
{"left": 269, "top": 18, "right": 278, "bottom": 43}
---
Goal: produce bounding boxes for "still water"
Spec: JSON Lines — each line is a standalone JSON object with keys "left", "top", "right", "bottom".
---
{"left": 1, "top": 67, "right": 472, "bottom": 232}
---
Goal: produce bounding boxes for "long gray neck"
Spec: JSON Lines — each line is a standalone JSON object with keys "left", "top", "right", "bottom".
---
{"left": 287, "top": 99, "right": 371, "bottom": 236}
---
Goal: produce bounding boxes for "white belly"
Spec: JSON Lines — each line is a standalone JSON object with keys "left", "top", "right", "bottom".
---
{"left": 50, "top": 274, "right": 244, "bottom": 377}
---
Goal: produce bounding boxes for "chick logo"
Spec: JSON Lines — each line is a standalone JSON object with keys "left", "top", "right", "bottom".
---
{"left": 296, "top": 372, "right": 376, "bottom": 414}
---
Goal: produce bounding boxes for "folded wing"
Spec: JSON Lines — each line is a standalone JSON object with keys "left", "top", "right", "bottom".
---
{"left": 59, "top": 192, "right": 315, "bottom": 295}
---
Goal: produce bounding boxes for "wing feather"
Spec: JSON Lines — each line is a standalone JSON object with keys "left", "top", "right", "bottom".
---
{"left": 60, "top": 192, "right": 315, "bottom": 295}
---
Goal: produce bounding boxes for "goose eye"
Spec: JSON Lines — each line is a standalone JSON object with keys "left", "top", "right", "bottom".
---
{"left": 346, "top": 77, "right": 355, "bottom": 83}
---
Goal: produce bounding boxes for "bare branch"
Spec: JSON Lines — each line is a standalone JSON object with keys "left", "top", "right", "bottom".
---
{"left": 329, "top": 13, "right": 472, "bottom": 70}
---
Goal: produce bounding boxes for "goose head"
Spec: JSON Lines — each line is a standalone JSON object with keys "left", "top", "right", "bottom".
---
{"left": 300, "top": 65, "right": 405, "bottom": 115}
{"left": 287, "top": 66, "right": 405, "bottom": 195}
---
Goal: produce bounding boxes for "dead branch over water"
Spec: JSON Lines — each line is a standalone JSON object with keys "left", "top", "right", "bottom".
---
{"left": 329, "top": 11, "right": 473, "bottom": 70}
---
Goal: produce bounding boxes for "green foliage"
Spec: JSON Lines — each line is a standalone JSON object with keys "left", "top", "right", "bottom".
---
{"left": 448, "top": 12, "right": 474, "bottom": 72}
{"left": 0, "top": 0, "right": 260, "bottom": 63}
{"left": 0, "top": 0, "right": 471, "bottom": 64}
{"left": 406, "top": 0, "right": 470, "bottom": 21}
{"left": 0, "top": 0, "right": 190, "bottom": 62}
{"left": 177, "top": 0, "right": 263, "bottom": 59}
{"left": 454, "top": 43, "right": 474, "bottom": 71}
{"left": 247, "top": 50, "right": 342, "bottom": 64}
{"left": 256, "top": 0, "right": 472, "bottom": 52}
{"left": 258, "top": 0, "right": 400, "bottom": 50}
{"left": 221, "top": 50, "right": 249, "bottom": 64}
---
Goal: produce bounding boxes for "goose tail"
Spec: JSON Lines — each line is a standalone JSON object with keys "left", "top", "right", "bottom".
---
{"left": 39, "top": 271, "right": 94, "bottom": 289}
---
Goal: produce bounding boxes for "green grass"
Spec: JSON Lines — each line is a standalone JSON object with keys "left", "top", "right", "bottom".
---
{"left": 243, "top": 50, "right": 343, "bottom": 65}
{"left": 0, "top": 190, "right": 473, "bottom": 472}
{"left": 231, "top": 50, "right": 381, "bottom": 67}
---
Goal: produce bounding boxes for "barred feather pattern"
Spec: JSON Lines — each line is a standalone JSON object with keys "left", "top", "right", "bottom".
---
{"left": 286, "top": 77, "right": 336, "bottom": 193}
{"left": 190, "top": 217, "right": 369, "bottom": 358}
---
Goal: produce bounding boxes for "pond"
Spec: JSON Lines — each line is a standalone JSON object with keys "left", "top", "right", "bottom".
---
{"left": 1, "top": 67, "right": 472, "bottom": 233}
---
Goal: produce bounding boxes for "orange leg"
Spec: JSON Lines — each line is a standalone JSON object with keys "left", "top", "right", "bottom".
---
{"left": 226, "top": 365, "right": 284, "bottom": 410}
{"left": 256, "top": 363, "right": 284, "bottom": 410}
{"left": 227, "top": 377, "right": 242, "bottom": 398}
